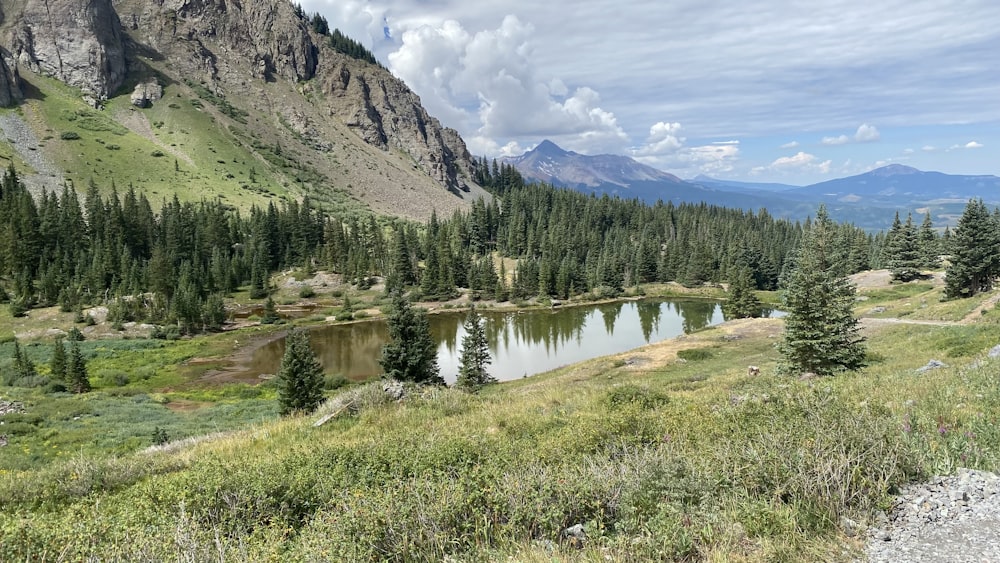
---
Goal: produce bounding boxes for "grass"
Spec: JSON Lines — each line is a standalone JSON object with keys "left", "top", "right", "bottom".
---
{"left": 3, "top": 284, "right": 1000, "bottom": 560}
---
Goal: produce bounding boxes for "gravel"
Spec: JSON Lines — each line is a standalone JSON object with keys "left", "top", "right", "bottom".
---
{"left": 0, "top": 112, "right": 65, "bottom": 195}
{"left": 865, "top": 468, "right": 1000, "bottom": 562}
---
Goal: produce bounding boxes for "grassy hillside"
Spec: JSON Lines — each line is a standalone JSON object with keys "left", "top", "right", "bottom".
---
{"left": 3, "top": 278, "right": 1000, "bottom": 560}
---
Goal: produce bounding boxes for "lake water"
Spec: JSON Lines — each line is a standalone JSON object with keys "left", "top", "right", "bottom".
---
{"left": 250, "top": 299, "right": 767, "bottom": 384}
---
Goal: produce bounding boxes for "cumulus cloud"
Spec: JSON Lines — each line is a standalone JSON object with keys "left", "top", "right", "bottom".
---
{"left": 763, "top": 151, "right": 832, "bottom": 174}
{"left": 821, "top": 134, "right": 851, "bottom": 146}
{"left": 854, "top": 123, "right": 880, "bottom": 142}
{"left": 386, "top": 15, "right": 627, "bottom": 155}
{"left": 820, "top": 123, "right": 880, "bottom": 146}
{"left": 922, "top": 145, "right": 936, "bottom": 152}
{"left": 630, "top": 123, "right": 739, "bottom": 176}
{"left": 780, "top": 141, "right": 800, "bottom": 149}
{"left": 966, "top": 140, "right": 984, "bottom": 148}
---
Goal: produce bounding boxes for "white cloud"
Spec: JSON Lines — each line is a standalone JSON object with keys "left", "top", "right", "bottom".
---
{"left": 780, "top": 141, "right": 800, "bottom": 149}
{"left": 922, "top": 145, "right": 936, "bottom": 152}
{"left": 821, "top": 134, "right": 851, "bottom": 146}
{"left": 385, "top": 15, "right": 627, "bottom": 155}
{"left": 966, "top": 141, "right": 984, "bottom": 148}
{"left": 766, "top": 151, "right": 832, "bottom": 175}
{"left": 820, "top": 123, "right": 881, "bottom": 146}
{"left": 903, "top": 148, "right": 915, "bottom": 154}
{"left": 630, "top": 123, "right": 739, "bottom": 176}
{"left": 854, "top": 123, "right": 880, "bottom": 142}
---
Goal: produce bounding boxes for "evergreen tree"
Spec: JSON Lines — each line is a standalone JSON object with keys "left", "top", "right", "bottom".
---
{"left": 918, "top": 211, "right": 940, "bottom": 269}
{"left": 276, "top": 327, "right": 325, "bottom": 415}
{"left": 380, "top": 289, "right": 442, "bottom": 384}
{"left": 945, "top": 199, "right": 1000, "bottom": 298}
{"left": 9, "top": 340, "right": 37, "bottom": 384}
{"left": 883, "top": 213, "right": 922, "bottom": 282}
{"left": 722, "top": 266, "right": 763, "bottom": 319}
{"left": 260, "top": 296, "right": 280, "bottom": 324}
{"left": 456, "top": 306, "right": 494, "bottom": 390}
{"left": 67, "top": 341, "right": 91, "bottom": 393}
{"left": 50, "top": 337, "right": 67, "bottom": 380}
{"left": 778, "top": 206, "right": 866, "bottom": 375}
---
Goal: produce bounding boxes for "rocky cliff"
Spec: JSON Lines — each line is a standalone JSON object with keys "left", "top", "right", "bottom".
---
{"left": 0, "top": 0, "right": 483, "bottom": 215}
{"left": 113, "top": 0, "right": 475, "bottom": 193}
{"left": 5, "top": 0, "right": 127, "bottom": 102}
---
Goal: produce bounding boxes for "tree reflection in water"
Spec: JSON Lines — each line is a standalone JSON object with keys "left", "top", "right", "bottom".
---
{"left": 252, "top": 299, "right": 731, "bottom": 384}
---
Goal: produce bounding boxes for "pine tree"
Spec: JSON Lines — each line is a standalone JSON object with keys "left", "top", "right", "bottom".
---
{"left": 945, "top": 199, "right": 1000, "bottom": 299}
{"left": 67, "top": 341, "right": 91, "bottom": 393}
{"left": 456, "top": 306, "right": 494, "bottom": 390}
{"left": 380, "top": 289, "right": 442, "bottom": 384}
{"left": 918, "top": 211, "right": 940, "bottom": 269}
{"left": 260, "top": 296, "right": 280, "bottom": 324}
{"left": 276, "top": 327, "right": 325, "bottom": 415}
{"left": 50, "top": 337, "right": 67, "bottom": 380}
{"left": 9, "top": 340, "right": 37, "bottom": 385}
{"left": 884, "top": 213, "right": 922, "bottom": 282}
{"left": 722, "top": 266, "right": 763, "bottom": 319}
{"left": 778, "top": 206, "right": 866, "bottom": 375}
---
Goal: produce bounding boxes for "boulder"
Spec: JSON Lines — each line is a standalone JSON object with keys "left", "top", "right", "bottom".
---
{"left": 130, "top": 81, "right": 163, "bottom": 108}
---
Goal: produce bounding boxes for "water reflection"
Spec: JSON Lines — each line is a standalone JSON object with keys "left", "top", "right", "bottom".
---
{"left": 250, "top": 299, "right": 743, "bottom": 384}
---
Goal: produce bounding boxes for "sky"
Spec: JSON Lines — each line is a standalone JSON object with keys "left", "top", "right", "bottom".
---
{"left": 300, "top": 0, "right": 1000, "bottom": 185}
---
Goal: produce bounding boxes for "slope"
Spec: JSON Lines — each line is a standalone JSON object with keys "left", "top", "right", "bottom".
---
{"left": 0, "top": 0, "right": 489, "bottom": 220}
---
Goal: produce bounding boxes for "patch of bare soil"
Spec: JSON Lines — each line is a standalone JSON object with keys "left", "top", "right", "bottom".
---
{"left": 618, "top": 318, "right": 783, "bottom": 369}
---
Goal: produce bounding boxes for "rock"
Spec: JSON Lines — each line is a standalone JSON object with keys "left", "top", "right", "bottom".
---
{"left": 747, "top": 365, "right": 760, "bottom": 376}
{"left": 916, "top": 359, "right": 947, "bottom": 373}
{"left": 0, "top": 54, "right": 22, "bottom": 107}
{"left": 0, "top": 398, "right": 26, "bottom": 415}
{"left": 840, "top": 516, "right": 860, "bottom": 537}
{"left": 988, "top": 344, "right": 1000, "bottom": 358}
{"left": 382, "top": 380, "right": 405, "bottom": 401}
{"left": 562, "top": 523, "right": 587, "bottom": 547}
{"left": 7, "top": 0, "right": 127, "bottom": 100}
{"left": 130, "top": 81, "right": 163, "bottom": 108}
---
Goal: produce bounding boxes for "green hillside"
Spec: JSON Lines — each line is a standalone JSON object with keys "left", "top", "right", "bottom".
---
{"left": 3, "top": 279, "right": 1000, "bottom": 561}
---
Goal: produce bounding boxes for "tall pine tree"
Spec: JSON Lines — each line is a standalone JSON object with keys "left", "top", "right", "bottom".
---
{"left": 276, "top": 328, "right": 325, "bottom": 415}
{"left": 67, "top": 341, "right": 91, "bottom": 393}
{"left": 722, "top": 266, "right": 763, "bottom": 319}
{"left": 945, "top": 199, "right": 1000, "bottom": 298}
{"left": 380, "top": 289, "right": 442, "bottom": 384}
{"left": 779, "top": 206, "right": 866, "bottom": 375}
{"left": 456, "top": 306, "right": 494, "bottom": 390}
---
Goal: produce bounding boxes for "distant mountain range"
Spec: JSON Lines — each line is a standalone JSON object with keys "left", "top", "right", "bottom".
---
{"left": 506, "top": 141, "right": 1000, "bottom": 229}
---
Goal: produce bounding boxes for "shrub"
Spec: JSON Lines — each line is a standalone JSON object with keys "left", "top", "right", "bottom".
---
{"left": 606, "top": 385, "right": 670, "bottom": 410}
{"left": 677, "top": 348, "right": 713, "bottom": 361}
{"left": 298, "top": 286, "right": 316, "bottom": 299}
{"left": 60, "top": 131, "right": 81, "bottom": 140}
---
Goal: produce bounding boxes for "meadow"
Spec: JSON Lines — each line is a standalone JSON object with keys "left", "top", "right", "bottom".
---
{"left": 2, "top": 277, "right": 1000, "bottom": 560}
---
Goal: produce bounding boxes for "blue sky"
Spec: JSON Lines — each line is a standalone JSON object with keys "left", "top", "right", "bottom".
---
{"left": 301, "top": 0, "right": 1000, "bottom": 185}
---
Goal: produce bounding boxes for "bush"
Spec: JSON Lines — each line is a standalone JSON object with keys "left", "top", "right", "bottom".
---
{"left": 298, "top": 286, "right": 316, "bottom": 299}
{"left": 151, "top": 150, "right": 165, "bottom": 157}
{"left": 606, "top": 385, "right": 670, "bottom": 410}
{"left": 60, "top": 131, "right": 81, "bottom": 140}
{"left": 677, "top": 348, "right": 713, "bottom": 361}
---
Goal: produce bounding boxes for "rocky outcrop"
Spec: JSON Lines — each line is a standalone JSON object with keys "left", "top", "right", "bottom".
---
{"left": 6, "top": 0, "right": 127, "bottom": 101}
{"left": 129, "top": 79, "right": 161, "bottom": 107}
{"left": 0, "top": 54, "right": 21, "bottom": 107}
{"left": 321, "top": 59, "right": 475, "bottom": 193}
{"left": 115, "top": 0, "right": 318, "bottom": 87}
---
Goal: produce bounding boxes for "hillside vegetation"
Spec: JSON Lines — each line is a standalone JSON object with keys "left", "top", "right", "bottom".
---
{"left": 3, "top": 277, "right": 1000, "bottom": 561}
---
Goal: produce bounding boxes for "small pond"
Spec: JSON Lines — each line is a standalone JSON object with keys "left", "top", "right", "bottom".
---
{"left": 246, "top": 299, "right": 778, "bottom": 384}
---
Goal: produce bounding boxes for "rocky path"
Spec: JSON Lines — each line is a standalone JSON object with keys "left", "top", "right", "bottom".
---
{"left": 865, "top": 468, "right": 1000, "bottom": 562}
{"left": 0, "top": 111, "right": 65, "bottom": 195}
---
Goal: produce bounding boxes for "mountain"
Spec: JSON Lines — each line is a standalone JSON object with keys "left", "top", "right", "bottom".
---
{"left": 505, "top": 141, "right": 1000, "bottom": 228}
{"left": 690, "top": 175, "right": 800, "bottom": 192}
{"left": 791, "top": 164, "right": 1000, "bottom": 204}
{"left": 0, "top": 0, "right": 489, "bottom": 220}
{"left": 506, "top": 139, "right": 686, "bottom": 189}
